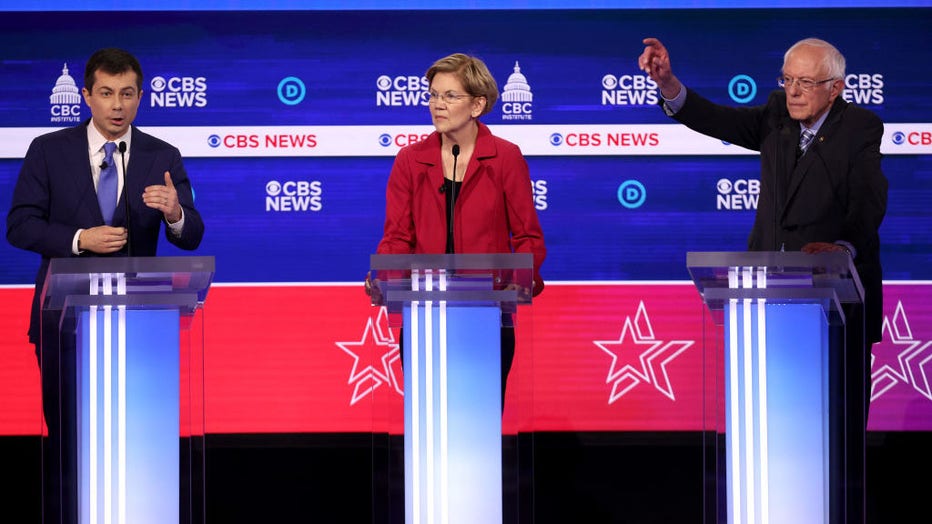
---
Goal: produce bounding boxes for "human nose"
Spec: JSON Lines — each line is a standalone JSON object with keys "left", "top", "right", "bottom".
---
{"left": 785, "top": 79, "right": 803, "bottom": 94}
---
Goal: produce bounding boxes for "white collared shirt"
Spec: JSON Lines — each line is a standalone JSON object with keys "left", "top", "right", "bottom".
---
{"left": 87, "top": 123, "right": 132, "bottom": 199}
{"left": 73, "top": 125, "right": 185, "bottom": 253}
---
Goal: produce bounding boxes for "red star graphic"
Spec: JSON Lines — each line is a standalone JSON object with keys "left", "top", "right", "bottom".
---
{"left": 594, "top": 312, "right": 662, "bottom": 403}
{"left": 903, "top": 342, "right": 932, "bottom": 400}
{"left": 594, "top": 301, "right": 693, "bottom": 404}
{"left": 595, "top": 316, "right": 662, "bottom": 386}
{"left": 871, "top": 301, "right": 925, "bottom": 401}
{"left": 643, "top": 340, "right": 694, "bottom": 400}
{"left": 336, "top": 316, "right": 400, "bottom": 404}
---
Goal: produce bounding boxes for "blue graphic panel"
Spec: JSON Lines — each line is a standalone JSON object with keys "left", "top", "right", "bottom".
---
{"left": 1, "top": 9, "right": 930, "bottom": 285}
{"left": 3, "top": 153, "right": 931, "bottom": 283}
{"left": 0, "top": 10, "right": 928, "bottom": 126}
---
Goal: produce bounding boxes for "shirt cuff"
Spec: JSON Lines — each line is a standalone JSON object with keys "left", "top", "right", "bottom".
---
{"left": 167, "top": 209, "right": 185, "bottom": 237}
{"left": 662, "top": 85, "right": 687, "bottom": 116}
{"left": 73, "top": 229, "right": 83, "bottom": 254}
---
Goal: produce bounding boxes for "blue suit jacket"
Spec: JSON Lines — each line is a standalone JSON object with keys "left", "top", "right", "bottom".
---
{"left": 6, "top": 120, "right": 205, "bottom": 343}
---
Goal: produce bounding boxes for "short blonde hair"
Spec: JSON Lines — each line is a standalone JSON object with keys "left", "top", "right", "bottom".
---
{"left": 426, "top": 53, "right": 498, "bottom": 117}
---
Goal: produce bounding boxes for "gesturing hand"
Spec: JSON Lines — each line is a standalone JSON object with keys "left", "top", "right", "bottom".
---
{"left": 143, "top": 171, "right": 182, "bottom": 223}
{"left": 638, "top": 37, "right": 682, "bottom": 100}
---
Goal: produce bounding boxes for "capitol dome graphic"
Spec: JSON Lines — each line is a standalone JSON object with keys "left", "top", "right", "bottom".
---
{"left": 501, "top": 61, "right": 533, "bottom": 121}
{"left": 50, "top": 64, "right": 81, "bottom": 105}
{"left": 49, "top": 63, "right": 82, "bottom": 123}
{"left": 502, "top": 61, "right": 532, "bottom": 103}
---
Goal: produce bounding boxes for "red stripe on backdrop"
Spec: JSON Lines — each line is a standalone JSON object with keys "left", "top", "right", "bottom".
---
{"left": 0, "top": 287, "right": 43, "bottom": 436}
{"left": 513, "top": 283, "right": 719, "bottom": 432}
{"left": 201, "top": 284, "right": 720, "bottom": 434}
{"left": 201, "top": 285, "right": 401, "bottom": 434}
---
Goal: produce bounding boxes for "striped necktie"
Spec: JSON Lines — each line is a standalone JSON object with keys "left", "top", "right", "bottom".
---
{"left": 798, "top": 128, "right": 816, "bottom": 156}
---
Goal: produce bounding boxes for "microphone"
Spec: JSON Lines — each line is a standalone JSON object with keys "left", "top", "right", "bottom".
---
{"left": 438, "top": 183, "right": 446, "bottom": 193}
{"left": 448, "top": 144, "right": 460, "bottom": 254}
{"left": 100, "top": 160, "right": 109, "bottom": 169}
{"left": 774, "top": 124, "right": 792, "bottom": 252}
{"left": 119, "top": 141, "right": 131, "bottom": 256}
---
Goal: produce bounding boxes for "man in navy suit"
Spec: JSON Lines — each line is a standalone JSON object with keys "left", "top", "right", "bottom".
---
{"left": 638, "top": 37, "right": 887, "bottom": 524}
{"left": 6, "top": 48, "right": 204, "bottom": 523}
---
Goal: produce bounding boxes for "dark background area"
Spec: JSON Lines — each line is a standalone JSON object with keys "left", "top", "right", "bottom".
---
{"left": 3, "top": 431, "right": 928, "bottom": 523}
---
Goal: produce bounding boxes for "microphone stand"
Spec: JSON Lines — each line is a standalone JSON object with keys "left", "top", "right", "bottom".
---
{"left": 448, "top": 144, "right": 460, "bottom": 254}
{"left": 119, "top": 141, "right": 131, "bottom": 256}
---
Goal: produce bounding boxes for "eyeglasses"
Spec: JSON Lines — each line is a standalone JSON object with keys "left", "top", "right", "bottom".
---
{"left": 777, "top": 76, "right": 836, "bottom": 92}
{"left": 426, "top": 91, "right": 474, "bottom": 105}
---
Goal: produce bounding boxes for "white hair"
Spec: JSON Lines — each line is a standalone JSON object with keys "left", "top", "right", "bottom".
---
{"left": 784, "top": 38, "right": 846, "bottom": 79}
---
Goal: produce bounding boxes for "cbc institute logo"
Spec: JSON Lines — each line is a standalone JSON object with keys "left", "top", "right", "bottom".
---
{"left": 49, "top": 63, "right": 82, "bottom": 124}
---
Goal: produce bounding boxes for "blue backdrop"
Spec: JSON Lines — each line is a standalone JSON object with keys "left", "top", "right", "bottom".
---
{"left": 1, "top": 7, "right": 929, "bottom": 284}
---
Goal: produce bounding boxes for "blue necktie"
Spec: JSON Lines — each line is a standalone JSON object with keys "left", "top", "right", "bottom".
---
{"left": 798, "top": 128, "right": 816, "bottom": 156}
{"left": 98, "top": 142, "right": 118, "bottom": 225}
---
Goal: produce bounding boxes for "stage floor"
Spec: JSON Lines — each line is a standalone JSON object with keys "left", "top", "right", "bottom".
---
{"left": 3, "top": 431, "right": 927, "bottom": 523}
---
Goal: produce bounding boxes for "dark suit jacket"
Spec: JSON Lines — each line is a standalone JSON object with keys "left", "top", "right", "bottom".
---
{"left": 6, "top": 120, "right": 205, "bottom": 343}
{"left": 672, "top": 89, "right": 887, "bottom": 343}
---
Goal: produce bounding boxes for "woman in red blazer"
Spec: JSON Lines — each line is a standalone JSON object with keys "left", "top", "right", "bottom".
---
{"left": 370, "top": 52, "right": 546, "bottom": 406}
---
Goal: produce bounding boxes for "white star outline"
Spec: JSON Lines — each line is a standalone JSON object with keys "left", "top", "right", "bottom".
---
{"left": 593, "top": 301, "right": 694, "bottom": 404}
{"left": 335, "top": 306, "right": 403, "bottom": 405}
{"left": 871, "top": 300, "right": 932, "bottom": 402}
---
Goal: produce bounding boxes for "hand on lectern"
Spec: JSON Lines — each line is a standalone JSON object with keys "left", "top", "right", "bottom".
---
{"left": 801, "top": 242, "right": 849, "bottom": 257}
{"left": 504, "top": 281, "right": 533, "bottom": 302}
{"left": 364, "top": 272, "right": 383, "bottom": 304}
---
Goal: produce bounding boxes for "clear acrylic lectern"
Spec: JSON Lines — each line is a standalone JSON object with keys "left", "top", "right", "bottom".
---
{"left": 369, "top": 253, "right": 533, "bottom": 524}
{"left": 41, "top": 256, "right": 214, "bottom": 524}
{"left": 687, "top": 251, "right": 866, "bottom": 524}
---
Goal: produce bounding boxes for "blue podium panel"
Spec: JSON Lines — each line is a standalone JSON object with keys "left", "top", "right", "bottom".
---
{"left": 724, "top": 301, "right": 829, "bottom": 524}
{"left": 77, "top": 307, "right": 180, "bottom": 524}
{"left": 371, "top": 254, "right": 532, "bottom": 524}
{"left": 403, "top": 303, "right": 502, "bottom": 524}
{"left": 42, "top": 257, "right": 213, "bottom": 524}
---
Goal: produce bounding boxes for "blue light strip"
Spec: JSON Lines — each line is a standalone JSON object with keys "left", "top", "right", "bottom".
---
{"left": 403, "top": 270, "right": 503, "bottom": 524}
{"left": 76, "top": 277, "right": 182, "bottom": 524}
{"left": 724, "top": 265, "right": 831, "bottom": 523}
{"left": 0, "top": 0, "right": 923, "bottom": 10}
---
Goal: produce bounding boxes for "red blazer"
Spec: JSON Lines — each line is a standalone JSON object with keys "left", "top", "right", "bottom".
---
{"left": 377, "top": 121, "right": 546, "bottom": 295}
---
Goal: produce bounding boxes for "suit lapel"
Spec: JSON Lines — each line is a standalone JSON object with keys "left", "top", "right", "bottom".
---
{"left": 66, "top": 123, "right": 107, "bottom": 225}
{"left": 781, "top": 99, "right": 845, "bottom": 218}
{"left": 776, "top": 119, "right": 799, "bottom": 221}
{"left": 456, "top": 123, "right": 497, "bottom": 203}
{"left": 411, "top": 133, "right": 447, "bottom": 216}
{"left": 785, "top": 137, "right": 814, "bottom": 208}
